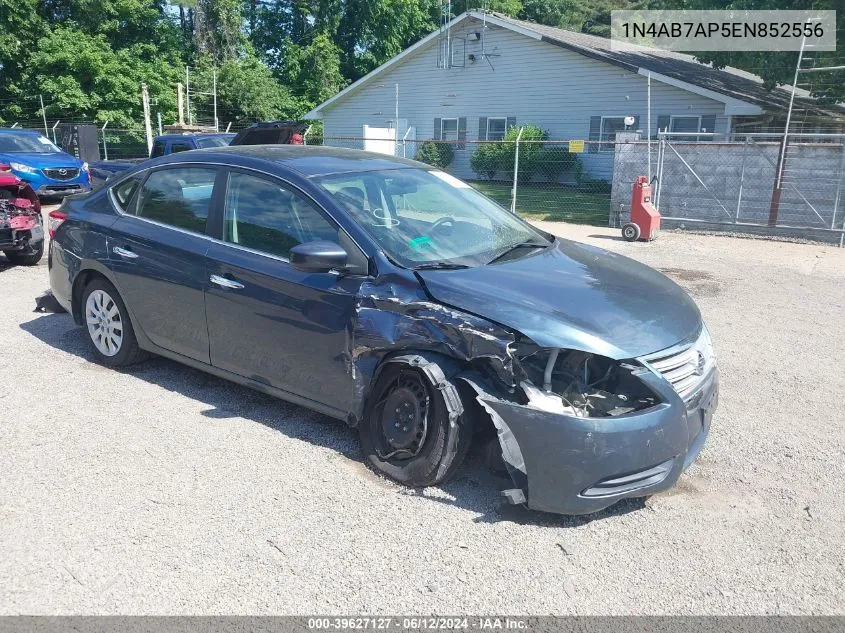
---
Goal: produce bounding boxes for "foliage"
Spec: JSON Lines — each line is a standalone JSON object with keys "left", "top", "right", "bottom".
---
{"left": 535, "top": 146, "right": 583, "bottom": 183}
{"left": 470, "top": 124, "right": 551, "bottom": 181}
{"left": 504, "top": 124, "right": 548, "bottom": 182}
{"left": 2, "top": 0, "right": 842, "bottom": 132}
{"left": 192, "top": 52, "right": 298, "bottom": 124}
{"left": 282, "top": 33, "right": 347, "bottom": 112}
{"left": 684, "top": 0, "right": 844, "bottom": 104}
{"left": 415, "top": 140, "right": 454, "bottom": 169}
{"left": 470, "top": 142, "right": 505, "bottom": 179}
{"left": 18, "top": 27, "right": 182, "bottom": 128}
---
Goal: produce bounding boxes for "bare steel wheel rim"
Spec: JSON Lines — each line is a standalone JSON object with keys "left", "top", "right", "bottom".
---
{"left": 375, "top": 372, "right": 430, "bottom": 461}
{"left": 85, "top": 289, "right": 123, "bottom": 357}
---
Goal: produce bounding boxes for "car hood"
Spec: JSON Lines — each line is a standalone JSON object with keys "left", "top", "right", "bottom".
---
{"left": 416, "top": 239, "right": 702, "bottom": 359}
{"left": 0, "top": 152, "right": 82, "bottom": 168}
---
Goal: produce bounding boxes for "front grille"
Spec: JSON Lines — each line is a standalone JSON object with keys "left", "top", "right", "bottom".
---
{"left": 42, "top": 168, "right": 80, "bottom": 181}
{"left": 642, "top": 327, "right": 715, "bottom": 401}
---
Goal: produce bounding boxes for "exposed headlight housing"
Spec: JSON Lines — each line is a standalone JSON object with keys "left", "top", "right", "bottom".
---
{"left": 516, "top": 343, "right": 660, "bottom": 418}
{"left": 9, "top": 161, "right": 37, "bottom": 175}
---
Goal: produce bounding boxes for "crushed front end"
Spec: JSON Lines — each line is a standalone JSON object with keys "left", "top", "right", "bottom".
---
{"left": 0, "top": 175, "right": 43, "bottom": 255}
{"left": 467, "top": 326, "right": 718, "bottom": 515}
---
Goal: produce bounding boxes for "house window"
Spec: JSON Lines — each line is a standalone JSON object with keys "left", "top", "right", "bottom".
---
{"left": 486, "top": 118, "right": 507, "bottom": 141}
{"left": 599, "top": 116, "right": 628, "bottom": 152}
{"left": 670, "top": 115, "right": 702, "bottom": 141}
{"left": 441, "top": 118, "right": 458, "bottom": 142}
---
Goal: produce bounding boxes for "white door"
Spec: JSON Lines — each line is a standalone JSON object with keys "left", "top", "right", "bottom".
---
{"left": 363, "top": 125, "right": 396, "bottom": 156}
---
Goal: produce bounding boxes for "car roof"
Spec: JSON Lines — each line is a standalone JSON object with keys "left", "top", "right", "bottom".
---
{"left": 0, "top": 129, "right": 42, "bottom": 135}
{"left": 184, "top": 144, "right": 424, "bottom": 177}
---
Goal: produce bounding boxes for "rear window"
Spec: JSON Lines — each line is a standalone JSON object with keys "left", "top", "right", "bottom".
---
{"left": 135, "top": 167, "right": 217, "bottom": 234}
{"left": 111, "top": 176, "right": 141, "bottom": 211}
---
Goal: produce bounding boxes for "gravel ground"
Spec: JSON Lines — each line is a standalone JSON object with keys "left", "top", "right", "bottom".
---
{"left": 1, "top": 213, "right": 844, "bottom": 615}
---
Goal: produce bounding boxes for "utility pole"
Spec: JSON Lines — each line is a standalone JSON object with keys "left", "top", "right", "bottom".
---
{"left": 141, "top": 84, "right": 153, "bottom": 154}
{"left": 213, "top": 68, "right": 218, "bottom": 132}
{"left": 185, "top": 66, "right": 192, "bottom": 126}
{"left": 39, "top": 95, "right": 48, "bottom": 136}
{"left": 394, "top": 83, "right": 399, "bottom": 156}
{"left": 769, "top": 35, "right": 805, "bottom": 227}
{"left": 177, "top": 82, "right": 185, "bottom": 126}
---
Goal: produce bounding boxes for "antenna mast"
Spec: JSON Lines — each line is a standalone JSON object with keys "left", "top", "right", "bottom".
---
{"left": 438, "top": 0, "right": 452, "bottom": 69}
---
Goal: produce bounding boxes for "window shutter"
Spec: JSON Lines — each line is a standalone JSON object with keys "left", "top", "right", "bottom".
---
{"left": 700, "top": 115, "right": 716, "bottom": 136}
{"left": 588, "top": 116, "right": 601, "bottom": 153}
{"left": 478, "top": 116, "right": 487, "bottom": 140}
{"left": 433, "top": 118, "right": 442, "bottom": 140}
{"left": 458, "top": 117, "right": 467, "bottom": 149}
{"left": 656, "top": 115, "right": 670, "bottom": 137}
{"left": 506, "top": 116, "right": 516, "bottom": 132}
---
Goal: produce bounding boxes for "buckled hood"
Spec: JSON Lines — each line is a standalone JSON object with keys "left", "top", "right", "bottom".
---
{"left": 416, "top": 239, "right": 701, "bottom": 359}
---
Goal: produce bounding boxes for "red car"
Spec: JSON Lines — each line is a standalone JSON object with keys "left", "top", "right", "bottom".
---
{"left": 0, "top": 164, "right": 44, "bottom": 265}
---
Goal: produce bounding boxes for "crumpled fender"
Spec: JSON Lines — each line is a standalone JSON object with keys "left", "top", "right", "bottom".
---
{"left": 346, "top": 273, "right": 518, "bottom": 424}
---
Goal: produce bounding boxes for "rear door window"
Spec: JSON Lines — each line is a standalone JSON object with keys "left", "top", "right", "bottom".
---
{"left": 170, "top": 142, "right": 193, "bottom": 153}
{"left": 135, "top": 167, "right": 217, "bottom": 234}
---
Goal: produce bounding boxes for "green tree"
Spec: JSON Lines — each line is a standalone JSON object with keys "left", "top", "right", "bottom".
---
{"left": 20, "top": 27, "right": 181, "bottom": 127}
{"left": 194, "top": 52, "right": 298, "bottom": 124}
{"left": 282, "top": 32, "right": 347, "bottom": 111}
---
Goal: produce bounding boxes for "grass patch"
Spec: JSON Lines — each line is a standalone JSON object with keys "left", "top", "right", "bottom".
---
{"left": 470, "top": 181, "right": 610, "bottom": 225}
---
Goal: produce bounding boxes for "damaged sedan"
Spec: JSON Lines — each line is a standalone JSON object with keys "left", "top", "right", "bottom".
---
{"left": 48, "top": 146, "right": 718, "bottom": 515}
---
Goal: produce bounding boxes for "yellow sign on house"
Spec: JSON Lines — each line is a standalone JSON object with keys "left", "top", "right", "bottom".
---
{"left": 568, "top": 140, "right": 585, "bottom": 153}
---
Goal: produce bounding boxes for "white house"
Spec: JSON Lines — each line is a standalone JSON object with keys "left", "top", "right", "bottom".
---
{"left": 305, "top": 11, "right": 844, "bottom": 181}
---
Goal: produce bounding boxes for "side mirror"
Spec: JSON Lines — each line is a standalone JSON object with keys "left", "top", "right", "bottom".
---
{"left": 289, "top": 240, "right": 348, "bottom": 273}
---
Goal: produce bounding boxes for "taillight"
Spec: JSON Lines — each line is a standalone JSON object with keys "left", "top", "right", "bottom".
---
{"left": 48, "top": 210, "right": 67, "bottom": 238}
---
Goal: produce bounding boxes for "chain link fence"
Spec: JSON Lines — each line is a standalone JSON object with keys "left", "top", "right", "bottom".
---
{"left": 612, "top": 133, "right": 845, "bottom": 245}
{"left": 307, "top": 134, "right": 617, "bottom": 225}
{"left": 6, "top": 105, "right": 844, "bottom": 243}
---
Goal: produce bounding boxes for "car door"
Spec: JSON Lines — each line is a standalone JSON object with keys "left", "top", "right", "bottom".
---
{"left": 205, "top": 168, "right": 366, "bottom": 413}
{"left": 108, "top": 165, "right": 222, "bottom": 363}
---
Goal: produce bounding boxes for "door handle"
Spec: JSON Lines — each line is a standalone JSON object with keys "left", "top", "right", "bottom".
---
{"left": 209, "top": 274, "right": 244, "bottom": 290}
{"left": 113, "top": 246, "right": 139, "bottom": 259}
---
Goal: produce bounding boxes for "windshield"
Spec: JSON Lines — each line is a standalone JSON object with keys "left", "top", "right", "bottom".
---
{"left": 194, "top": 134, "right": 235, "bottom": 149}
{"left": 0, "top": 134, "right": 62, "bottom": 154}
{"left": 315, "top": 168, "right": 550, "bottom": 267}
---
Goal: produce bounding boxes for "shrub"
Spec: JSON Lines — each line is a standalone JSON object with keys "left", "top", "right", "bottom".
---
{"left": 470, "top": 142, "right": 503, "bottom": 179}
{"left": 536, "top": 146, "right": 583, "bottom": 183}
{"left": 502, "top": 124, "right": 548, "bottom": 183}
{"left": 415, "top": 140, "right": 454, "bottom": 169}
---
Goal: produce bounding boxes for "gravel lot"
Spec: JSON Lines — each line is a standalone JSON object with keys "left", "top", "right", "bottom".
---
{"left": 1, "top": 213, "right": 844, "bottom": 615}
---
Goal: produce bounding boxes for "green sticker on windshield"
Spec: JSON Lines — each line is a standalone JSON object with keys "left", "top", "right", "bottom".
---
{"left": 408, "top": 235, "right": 433, "bottom": 250}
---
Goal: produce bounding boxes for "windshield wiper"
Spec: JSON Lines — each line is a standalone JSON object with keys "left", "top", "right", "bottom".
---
{"left": 412, "top": 262, "right": 471, "bottom": 270}
{"left": 485, "top": 240, "right": 550, "bottom": 265}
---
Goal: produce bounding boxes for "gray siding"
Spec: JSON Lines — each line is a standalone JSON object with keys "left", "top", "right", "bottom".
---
{"left": 320, "top": 18, "right": 732, "bottom": 181}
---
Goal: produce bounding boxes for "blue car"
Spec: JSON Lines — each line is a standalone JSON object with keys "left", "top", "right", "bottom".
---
{"left": 47, "top": 146, "right": 718, "bottom": 516}
{"left": 0, "top": 129, "right": 91, "bottom": 197}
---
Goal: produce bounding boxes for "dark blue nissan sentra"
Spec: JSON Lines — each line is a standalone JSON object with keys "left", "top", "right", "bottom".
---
{"left": 49, "top": 145, "right": 718, "bottom": 515}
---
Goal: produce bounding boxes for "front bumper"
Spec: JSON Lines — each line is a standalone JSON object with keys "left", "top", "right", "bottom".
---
{"left": 34, "top": 182, "right": 90, "bottom": 197}
{"left": 13, "top": 171, "right": 90, "bottom": 197}
{"left": 478, "top": 367, "right": 718, "bottom": 515}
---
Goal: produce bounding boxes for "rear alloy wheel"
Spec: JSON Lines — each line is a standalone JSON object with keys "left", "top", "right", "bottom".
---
{"left": 81, "top": 278, "right": 147, "bottom": 367}
{"left": 359, "top": 363, "right": 473, "bottom": 488}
